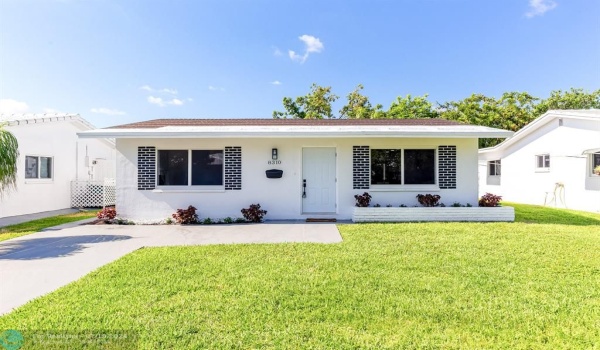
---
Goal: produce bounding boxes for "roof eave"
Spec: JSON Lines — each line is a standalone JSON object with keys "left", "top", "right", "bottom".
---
{"left": 78, "top": 129, "right": 514, "bottom": 139}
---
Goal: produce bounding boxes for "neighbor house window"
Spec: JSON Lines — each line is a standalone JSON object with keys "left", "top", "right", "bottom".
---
{"left": 370, "top": 149, "right": 435, "bottom": 185}
{"left": 158, "top": 149, "right": 223, "bottom": 186}
{"left": 535, "top": 154, "right": 550, "bottom": 170}
{"left": 592, "top": 152, "right": 600, "bottom": 176}
{"left": 488, "top": 160, "right": 501, "bottom": 176}
{"left": 25, "top": 156, "right": 52, "bottom": 179}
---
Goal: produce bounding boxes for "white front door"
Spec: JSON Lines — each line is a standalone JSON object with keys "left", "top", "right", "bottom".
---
{"left": 302, "top": 147, "right": 336, "bottom": 213}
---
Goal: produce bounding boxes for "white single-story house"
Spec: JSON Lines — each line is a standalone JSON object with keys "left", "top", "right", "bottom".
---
{"left": 479, "top": 109, "right": 600, "bottom": 213}
{"left": 79, "top": 118, "right": 512, "bottom": 222}
{"left": 0, "top": 114, "right": 116, "bottom": 218}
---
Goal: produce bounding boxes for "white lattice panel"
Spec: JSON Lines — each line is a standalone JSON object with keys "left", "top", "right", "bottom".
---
{"left": 71, "top": 179, "right": 116, "bottom": 208}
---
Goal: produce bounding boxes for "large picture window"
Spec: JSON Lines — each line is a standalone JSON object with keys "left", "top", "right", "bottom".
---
{"left": 370, "top": 149, "right": 435, "bottom": 186}
{"left": 370, "top": 150, "right": 402, "bottom": 184}
{"left": 158, "top": 149, "right": 223, "bottom": 186}
{"left": 404, "top": 149, "right": 435, "bottom": 184}
{"left": 25, "top": 156, "right": 53, "bottom": 179}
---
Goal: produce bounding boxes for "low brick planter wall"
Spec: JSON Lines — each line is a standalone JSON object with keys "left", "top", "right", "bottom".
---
{"left": 352, "top": 206, "right": 515, "bottom": 223}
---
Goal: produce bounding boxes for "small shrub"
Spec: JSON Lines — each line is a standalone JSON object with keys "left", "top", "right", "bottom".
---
{"left": 451, "top": 202, "right": 462, "bottom": 207}
{"left": 114, "top": 218, "right": 135, "bottom": 225}
{"left": 235, "top": 217, "right": 247, "bottom": 223}
{"left": 386, "top": 204, "right": 393, "bottom": 207}
{"left": 172, "top": 205, "right": 199, "bottom": 224}
{"left": 223, "top": 217, "right": 234, "bottom": 224}
{"left": 354, "top": 192, "right": 372, "bottom": 207}
{"left": 374, "top": 203, "right": 381, "bottom": 207}
{"left": 97, "top": 207, "right": 117, "bottom": 220}
{"left": 416, "top": 194, "right": 441, "bottom": 207}
{"left": 466, "top": 203, "right": 472, "bottom": 207}
{"left": 165, "top": 217, "right": 174, "bottom": 225}
{"left": 399, "top": 204, "right": 407, "bottom": 208}
{"left": 241, "top": 203, "right": 268, "bottom": 223}
{"left": 203, "top": 217, "right": 213, "bottom": 225}
{"left": 439, "top": 203, "right": 446, "bottom": 207}
{"left": 479, "top": 193, "right": 502, "bottom": 207}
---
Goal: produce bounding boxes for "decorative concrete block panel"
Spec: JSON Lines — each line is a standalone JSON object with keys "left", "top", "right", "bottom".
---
{"left": 438, "top": 145, "right": 457, "bottom": 189}
{"left": 353, "top": 206, "right": 515, "bottom": 222}
{"left": 353, "top": 146, "right": 370, "bottom": 189}
{"left": 224, "top": 146, "right": 242, "bottom": 190}
{"left": 138, "top": 146, "right": 156, "bottom": 190}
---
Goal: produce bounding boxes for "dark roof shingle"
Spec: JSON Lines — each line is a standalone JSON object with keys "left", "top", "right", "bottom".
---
{"left": 108, "top": 118, "right": 463, "bottom": 129}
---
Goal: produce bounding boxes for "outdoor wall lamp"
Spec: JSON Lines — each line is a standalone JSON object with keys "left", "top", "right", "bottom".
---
{"left": 272, "top": 148, "right": 278, "bottom": 160}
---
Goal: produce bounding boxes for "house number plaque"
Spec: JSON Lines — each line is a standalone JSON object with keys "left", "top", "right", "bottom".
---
{"left": 268, "top": 160, "right": 282, "bottom": 165}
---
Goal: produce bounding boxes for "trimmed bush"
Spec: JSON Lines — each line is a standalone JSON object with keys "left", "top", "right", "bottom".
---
{"left": 416, "top": 194, "right": 441, "bottom": 207}
{"left": 172, "top": 205, "right": 199, "bottom": 224}
{"left": 97, "top": 207, "right": 117, "bottom": 220}
{"left": 479, "top": 193, "right": 502, "bottom": 207}
{"left": 354, "top": 192, "right": 372, "bottom": 207}
{"left": 241, "top": 204, "right": 267, "bottom": 223}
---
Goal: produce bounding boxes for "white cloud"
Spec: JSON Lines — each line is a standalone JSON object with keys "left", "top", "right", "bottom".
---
{"left": 270, "top": 80, "right": 282, "bottom": 85}
{"left": 90, "top": 107, "right": 126, "bottom": 116}
{"left": 526, "top": 0, "right": 557, "bottom": 18}
{"left": 288, "top": 35, "right": 324, "bottom": 63}
{"left": 147, "top": 96, "right": 184, "bottom": 107}
{"left": 273, "top": 47, "right": 283, "bottom": 56}
{"left": 140, "top": 85, "right": 153, "bottom": 92}
{"left": 161, "top": 88, "right": 178, "bottom": 95}
{"left": 208, "top": 85, "right": 225, "bottom": 91}
{"left": 140, "top": 85, "right": 178, "bottom": 95}
{"left": 147, "top": 96, "right": 165, "bottom": 107}
{"left": 0, "top": 99, "right": 29, "bottom": 114}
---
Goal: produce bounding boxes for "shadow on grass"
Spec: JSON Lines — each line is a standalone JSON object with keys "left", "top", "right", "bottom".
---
{"left": 511, "top": 204, "right": 600, "bottom": 226}
{"left": 0, "top": 235, "right": 132, "bottom": 260}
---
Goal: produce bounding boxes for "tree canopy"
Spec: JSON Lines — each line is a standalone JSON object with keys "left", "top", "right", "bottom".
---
{"left": 273, "top": 83, "right": 339, "bottom": 119}
{"left": 273, "top": 84, "right": 599, "bottom": 147}
{"left": 0, "top": 125, "right": 19, "bottom": 196}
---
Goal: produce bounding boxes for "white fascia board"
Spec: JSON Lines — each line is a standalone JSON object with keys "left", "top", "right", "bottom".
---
{"left": 78, "top": 125, "right": 513, "bottom": 139}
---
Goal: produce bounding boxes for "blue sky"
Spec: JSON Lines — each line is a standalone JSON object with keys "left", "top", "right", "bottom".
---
{"left": 0, "top": 0, "right": 598, "bottom": 128}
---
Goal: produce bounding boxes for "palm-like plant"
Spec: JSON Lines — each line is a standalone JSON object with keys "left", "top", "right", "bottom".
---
{"left": 0, "top": 124, "right": 19, "bottom": 195}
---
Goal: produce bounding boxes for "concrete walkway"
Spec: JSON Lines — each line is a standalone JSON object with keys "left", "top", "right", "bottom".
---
{"left": 0, "top": 208, "right": 82, "bottom": 227}
{"left": 0, "top": 221, "right": 342, "bottom": 315}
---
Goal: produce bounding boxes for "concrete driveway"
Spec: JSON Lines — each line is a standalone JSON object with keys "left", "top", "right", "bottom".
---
{"left": 0, "top": 221, "right": 342, "bottom": 315}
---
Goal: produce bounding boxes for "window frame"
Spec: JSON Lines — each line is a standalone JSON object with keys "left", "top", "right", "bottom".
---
{"left": 488, "top": 160, "right": 501, "bottom": 177}
{"left": 24, "top": 155, "right": 54, "bottom": 181}
{"left": 535, "top": 154, "right": 551, "bottom": 172}
{"left": 155, "top": 149, "right": 225, "bottom": 191}
{"left": 369, "top": 147, "right": 438, "bottom": 191}
{"left": 591, "top": 152, "right": 600, "bottom": 177}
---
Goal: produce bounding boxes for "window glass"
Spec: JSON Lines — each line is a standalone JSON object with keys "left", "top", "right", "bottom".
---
{"left": 536, "top": 155, "right": 550, "bottom": 168}
{"left": 25, "top": 156, "right": 38, "bottom": 178}
{"left": 192, "top": 150, "right": 223, "bottom": 185}
{"left": 370, "top": 149, "right": 402, "bottom": 185}
{"left": 40, "top": 157, "right": 52, "bottom": 179}
{"left": 158, "top": 150, "right": 188, "bottom": 186}
{"left": 593, "top": 153, "right": 600, "bottom": 174}
{"left": 489, "top": 160, "right": 501, "bottom": 176}
{"left": 404, "top": 149, "right": 435, "bottom": 184}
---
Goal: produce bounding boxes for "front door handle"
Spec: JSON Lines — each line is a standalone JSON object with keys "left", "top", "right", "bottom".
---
{"left": 302, "top": 179, "right": 306, "bottom": 198}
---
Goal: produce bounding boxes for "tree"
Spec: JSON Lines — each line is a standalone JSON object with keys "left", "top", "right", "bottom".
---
{"left": 534, "top": 88, "right": 600, "bottom": 116}
{"left": 273, "top": 83, "right": 339, "bottom": 119}
{"left": 439, "top": 92, "right": 538, "bottom": 148}
{"left": 339, "top": 84, "right": 385, "bottom": 119}
{"left": 386, "top": 94, "right": 438, "bottom": 119}
{"left": 0, "top": 124, "right": 19, "bottom": 195}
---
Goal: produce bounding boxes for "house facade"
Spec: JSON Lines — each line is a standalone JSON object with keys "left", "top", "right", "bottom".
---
{"left": 80, "top": 119, "right": 512, "bottom": 222}
{"left": 479, "top": 109, "right": 600, "bottom": 213}
{"left": 0, "top": 114, "right": 116, "bottom": 218}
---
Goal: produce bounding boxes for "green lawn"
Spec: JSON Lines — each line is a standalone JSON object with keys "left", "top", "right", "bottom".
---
{"left": 0, "top": 211, "right": 97, "bottom": 242}
{"left": 1, "top": 205, "right": 599, "bottom": 349}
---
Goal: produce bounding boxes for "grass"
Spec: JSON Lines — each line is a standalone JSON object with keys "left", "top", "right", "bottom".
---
{"left": 1, "top": 205, "right": 599, "bottom": 349}
{"left": 0, "top": 211, "right": 97, "bottom": 242}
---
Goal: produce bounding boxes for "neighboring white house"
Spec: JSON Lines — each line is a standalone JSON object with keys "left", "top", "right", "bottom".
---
{"left": 0, "top": 114, "right": 116, "bottom": 218}
{"left": 79, "top": 118, "right": 512, "bottom": 222}
{"left": 479, "top": 109, "right": 600, "bottom": 213}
